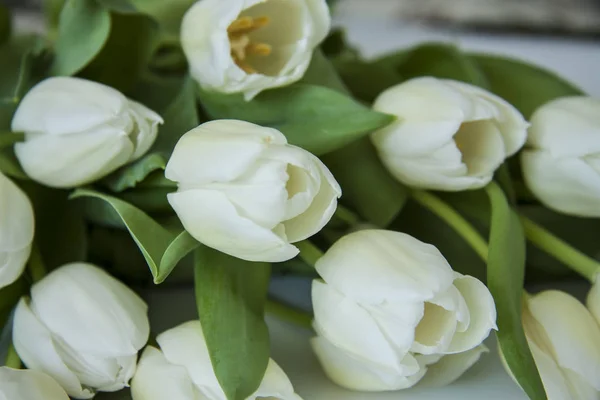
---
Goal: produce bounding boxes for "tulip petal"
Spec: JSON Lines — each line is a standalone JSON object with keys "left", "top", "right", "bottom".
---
{"left": 13, "top": 299, "right": 93, "bottom": 399}
{"left": 522, "top": 150, "right": 600, "bottom": 217}
{"left": 316, "top": 230, "right": 455, "bottom": 303}
{"left": 0, "top": 245, "right": 31, "bottom": 290}
{"left": 252, "top": 359, "right": 301, "bottom": 400}
{"left": 311, "top": 336, "right": 426, "bottom": 391}
{"left": 587, "top": 280, "right": 600, "bottom": 327}
{"left": 528, "top": 290, "right": 600, "bottom": 390}
{"left": 168, "top": 189, "right": 299, "bottom": 262}
{"left": 417, "top": 344, "right": 488, "bottom": 388}
{"left": 11, "top": 77, "right": 129, "bottom": 136}
{"left": 0, "top": 172, "right": 34, "bottom": 251}
{"left": 156, "top": 321, "right": 224, "bottom": 398}
{"left": 165, "top": 121, "right": 286, "bottom": 186}
{"left": 527, "top": 339, "right": 578, "bottom": 400}
{"left": 30, "top": 263, "right": 150, "bottom": 357}
{"left": 528, "top": 96, "right": 600, "bottom": 158}
{"left": 446, "top": 275, "right": 497, "bottom": 354}
{"left": 131, "top": 346, "right": 202, "bottom": 400}
{"left": 312, "top": 281, "right": 405, "bottom": 370}
{"left": 127, "top": 99, "right": 163, "bottom": 161}
{"left": 453, "top": 120, "right": 506, "bottom": 178}
{"left": 0, "top": 368, "right": 70, "bottom": 400}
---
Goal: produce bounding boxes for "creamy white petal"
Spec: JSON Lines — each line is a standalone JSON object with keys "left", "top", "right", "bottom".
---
{"left": 168, "top": 189, "right": 298, "bottom": 262}
{"left": 30, "top": 263, "right": 149, "bottom": 357}
{"left": 131, "top": 346, "right": 202, "bottom": 400}
{"left": 311, "top": 336, "right": 426, "bottom": 391}
{"left": 316, "top": 230, "right": 455, "bottom": 303}
{"left": 0, "top": 368, "right": 70, "bottom": 400}
{"left": 0, "top": 172, "right": 35, "bottom": 251}
{"left": 522, "top": 150, "right": 600, "bottom": 217}
{"left": 165, "top": 120, "right": 286, "bottom": 186}
{"left": 312, "top": 281, "right": 405, "bottom": 370}
{"left": 127, "top": 99, "right": 164, "bottom": 161}
{"left": 527, "top": 339, "right": 578, "bottom": 400}
{"left": 453, "top": 120, "right": 506, "bottom": 178}
{"left": 0, "top": 245, "right": 31, "bottom": 289}
{"left": 251, "top": 359, "right": 301, "bottom": 399}
{"left": 417, "top": 345, "right": 488, "bottom": 388}
{"left": 528, "top": 96, "right": 600, "bottom": 158}
{"left": 13, "top": 299, "right": 93, "bottom": 399}
{"left": 11, "top": 77, "right": 129, "bottom": 136}
{"left": 587, "top": 279, "right": 600, "bottom": 326}
{"left": 446, "top": 275, "right": 497, "bottom": 354}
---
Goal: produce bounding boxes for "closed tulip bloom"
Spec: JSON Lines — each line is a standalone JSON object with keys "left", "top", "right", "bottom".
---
{"left": 0, "top": 368, "right": 70, "bottom": 400}
{"left": 371, "top": 77, "right": 528, "bottom": 191}
{"left": 12, "top": 77, "right": 163, "bottom": 188}
{"left": 0, "top": 172, "right": 34, "bottom": 289}
{"left": 521, "top": 96, "right": 600, "bottom": 217}
{"left": 131, "top": 320, "right": 302, "bottom": 400}
{"left": 588, "top": 278, "right": 600, "bottom": 326}
{"left": 165, "top": 120, "right": 341, "bottom": 262}
{"left": 181, "top": 0, "right": 330, "bottom": 100}
{"left": 311, "top": 230, "right": 497, "bottom": 391}
{"left": 12, "top": 263, "right": 150, "bottom": 399}
{"left": 515, "top": 290, "right": 600, "bottom": 399}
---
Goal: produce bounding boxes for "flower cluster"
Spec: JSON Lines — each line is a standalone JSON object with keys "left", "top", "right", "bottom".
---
{"left": 1, "top": 0, "right": 600, "bottom": 399}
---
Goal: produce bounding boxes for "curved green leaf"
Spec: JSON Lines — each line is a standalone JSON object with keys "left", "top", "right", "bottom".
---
{"left": 50, "top": 0, "right": 111, "bottom": 76}
{"left": 0, "top": 132, "right": 23, "bottom": 149}
{"left": 103, "top": 153, "right": 166, "bottom": 192}
{"left": 71, "top": 189, "right": 198, "bottom": 283}
{"left": 485, "top": 182, "right": 546, "bottom": 400}
{"left": 0, "top": 5, "right": 10, "bottom": 45}
{"left": 198, "top": 84, "right": 394, "bottom": 155}
{"left": 471, "top": 54, "right": 584, "bottom": 118}
{"left": 194, "top": 247, "right": 271, "bottom": 400}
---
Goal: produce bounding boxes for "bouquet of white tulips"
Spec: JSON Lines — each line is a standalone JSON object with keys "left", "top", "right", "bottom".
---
{"left": 1, "top": 1, "right": 599, "bottom": 399}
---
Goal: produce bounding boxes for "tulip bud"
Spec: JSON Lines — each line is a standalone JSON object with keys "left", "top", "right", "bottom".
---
{"left": 12, "top": 263, "right": 150, "bottom": 399}
{"left": 12, "top": 77, "right": 163, "bottom": 188}
{"left": 181, "top": 0, "right": 331, "bottom": 100}
{"left": 371, "top": 77, "right": 528, "bottom": 191}
{"left": 310, "top": 229, "right": 497, "bottom": 391}
{"left": 165, "top": 120, "right": 341, "bottom": 262}
{"left": 521, "top": 96, "right": 600, "bottom": 217}
{"left": 0, "top": 367, "right": 70, "bottom": 400}
{"left": 512, "top": 290, "right": 600, "bottom": 399}
{"left": 587, "top": 278, "right": 600, "bottom": 327}
{"left": 0, "top": 171, "right": 34, "bottom": 290}
{"left": 131, "top": 320, "right": 302, "bottom": 400}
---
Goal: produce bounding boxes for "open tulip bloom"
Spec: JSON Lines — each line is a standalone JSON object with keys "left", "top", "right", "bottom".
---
{"left": 2, "top": 1, "right": 600, "bottom": 400}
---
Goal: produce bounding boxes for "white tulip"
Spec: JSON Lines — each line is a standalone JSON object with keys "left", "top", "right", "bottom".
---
{"left": 165, "top": 120, "right": 341, "bottom": 262}
{"left": 521, "top": 96, "right": 600, "bottom": 217}
{"left": 0, "top": 367, "right": 70, "bottom": 400}
{"left": 131, "top": 320, "right": 302, "bottom": 400}
{"left": 371, "top": 77, "right": 528, "bottom": 191}
{"left": 0, "top": 171, "right": 34, "bottom": 289}
{"left": 513, "top": 290, "right": 600, "bottom": 399}
{"left": 310, "top": 229, "right": 497, "bottom": 391}
{"left": 12, "top": 263, "right": 150, "bottom": 399}
{"left": 588, "top": 278, "right": 600, "bottom": 326}
{"left": 181, "top": 0, "right": 331, "bottom": 100}
{"left": 12, "top": 77, "right": 163, "bottom": 188}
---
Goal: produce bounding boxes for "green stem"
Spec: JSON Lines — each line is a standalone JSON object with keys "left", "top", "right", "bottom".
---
{"left": 411, "top": 190, "right": 489, "bottom": 262}
{"left": 295, "top": 241, "right": 324, "bottom": 268}
{"left": 266, "top": 299, "right": 313, "bottom": 330}
{"left": 5, "top": 343, "right": 21, "bottom": 369}
{"left": 28, "top": 243, "right": 47, "bottom": 283}
{"left": 334, "top": 204, "right": 361, "bottom": 226}
{"left": 520, "top": 215, "right": 599, "bottom": 282}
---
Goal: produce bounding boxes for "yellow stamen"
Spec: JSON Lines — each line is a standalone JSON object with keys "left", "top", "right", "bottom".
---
{"left": 227, "top": 15, "right": 271, "bottom": 74}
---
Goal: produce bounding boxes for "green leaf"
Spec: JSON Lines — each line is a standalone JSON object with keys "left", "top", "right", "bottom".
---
{"left": 470, "top": 54, "right": 584, "bottom": 118}
{"left": 0, "top": 132, "right": 23, "bottom": 149}
{"left": 485, "top": 182, "right": 546, "bottom": 400}
{"left": 323, "top": 138, "right": 408, "bottom": 226}
{"left": 130, "top": 0, "right": 195, "bottom": 43}
{"left": 128, "top": 72, "right": 186, "bottom": 112}
{"left": 378, "top": 43, "right": 489, "bottom": 87}
{"left": 96, "top": 0, "right": 138, "bottom": 13}
{"left": 194, "top": 247, "right": 271, "bottom": 400}
{"left": 0, "top": 5, "right": 10, "bottom": 45}
{"left": 71, "top": 189, "right": 198, "bottom": 283}
{"left": 334, "top": 58, "right": 402, "bottom": 104}
{"left": 119, "top": 187, "right": 172, "bottom": 214}
{"left": 198, "top": 84, "right": 394, "bottom": 155}
{"left": 103, "top": 153, "right": 166, "bottom": 192}
{"left": 50, "top": 0, "right": 111, "bottom": 76}
{"left": 301, "top": 49, "right": 348, "bottom": 93}
{"left": 0, "top": 148, "right": 27, "bottom": 179}
{"left": 79, "top": 12, "right": 157, "bottom": 92}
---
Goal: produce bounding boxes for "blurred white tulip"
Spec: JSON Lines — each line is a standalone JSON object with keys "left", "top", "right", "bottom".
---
{"left": 0, "top": 367, "right": 70, "bottom": 400}
{"left": 181, "top": 0, "right": 330, "bottom": 100}
{"left": 12, "top": 77, "right": 163, "bottom": 188}
{"left": 165, "top": 120, "right": 341, "bottom": 262}
{"left": 310, "top": 229, "right": 497, "bottom": 391}
{"left": 371, "top": 77, "right": 528, "bottom": 191}
{"left": 0, "top": 171, "right": 34, "bottom": 290}
{"left": 588, "top": 278, "right": 600, "bottom": 326}
{"left": 521, "top": 96, "right": 600, "bottom": 217}
{"left": 131, "top": 320, "right": 302, "bottom": 400}
{"left": 12, "top": 263, "right": 150, "bottom": 399}
{"left": 510, "top": 290, "right": 600, "bottom": 400}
